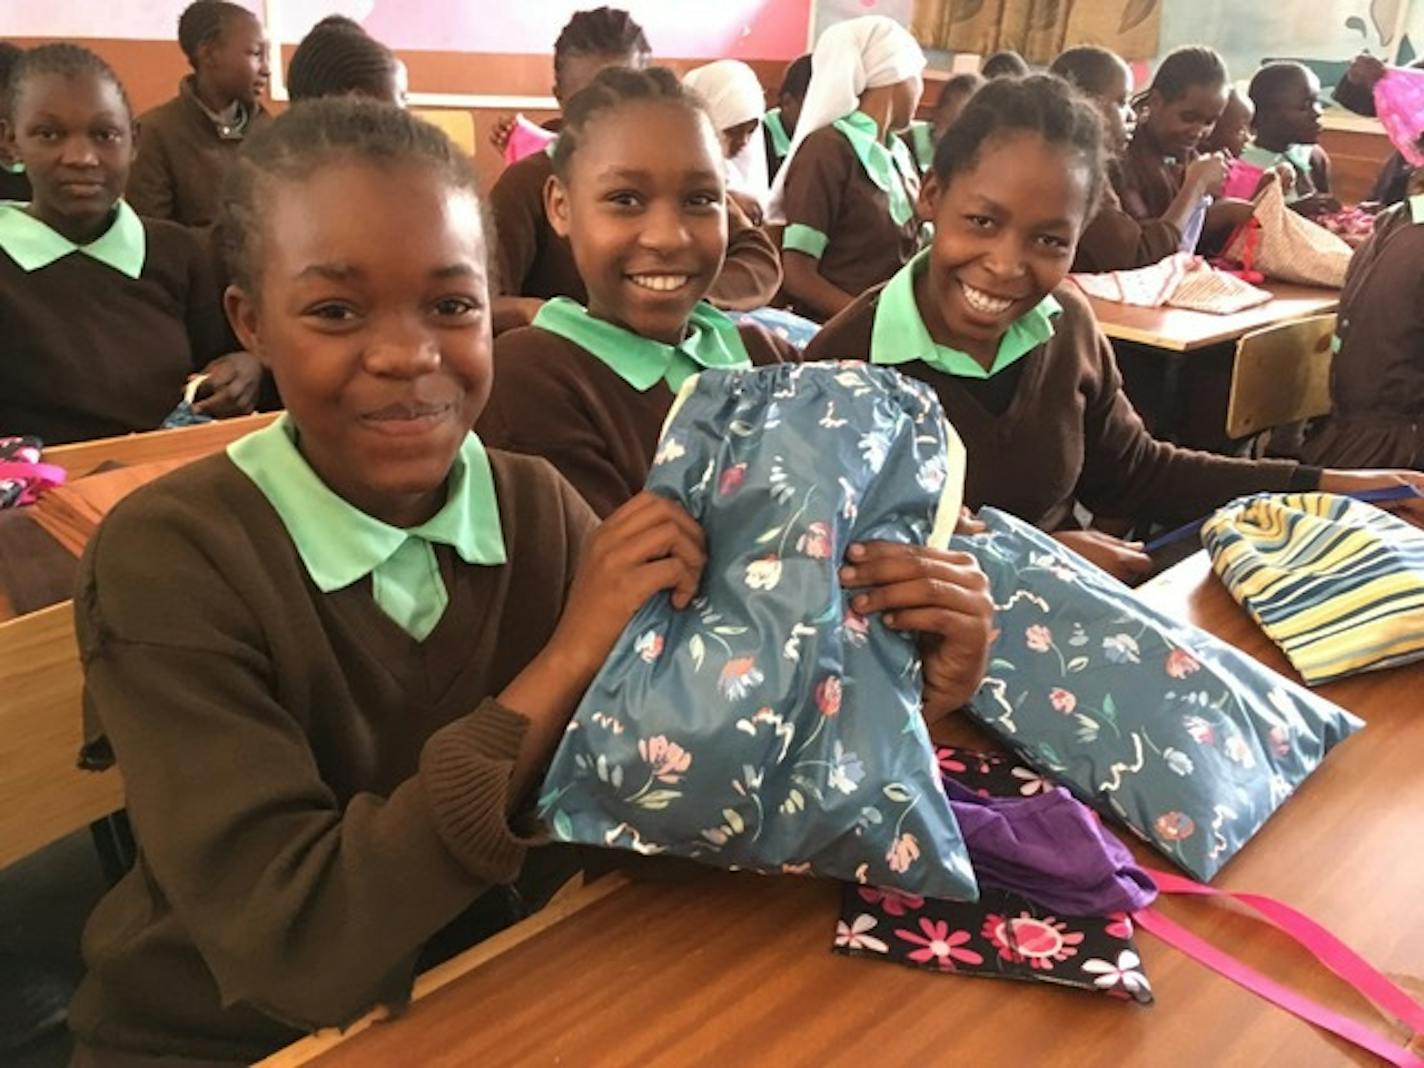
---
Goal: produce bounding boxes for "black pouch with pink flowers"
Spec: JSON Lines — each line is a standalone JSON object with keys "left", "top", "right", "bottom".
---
{"left": 834, "top": 747, "right": 1154, "bottom": 1004}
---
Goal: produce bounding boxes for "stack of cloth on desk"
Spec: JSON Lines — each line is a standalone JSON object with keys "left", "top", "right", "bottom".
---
{"left": 1070, "top": 253, "right": 1273, "bottom": 315}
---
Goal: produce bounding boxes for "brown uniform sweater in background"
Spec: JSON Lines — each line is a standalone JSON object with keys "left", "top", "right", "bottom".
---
{"left": 488, "top": 149, "right": 783, "bottom": 311}
{"left": 779, "top": 126, "right": 921, "bottom": 319}
{"left": 805, "top": 283, "right": 1309, "bottom": 530}
{"left": 478, "top": 322, "right": 798, "bottom": 517}
{"left": 0, "top": 216, "right": 232, "bottom": 443}
{"left": 1302, "top": 201, "right": 1424, "bottom": 468}
{"left": 1073, "top": 168, "right": 1183, "bottom": 273}
{"left": 1116, "top": 135, "right": 1182, "bottom": 224}
{"left": 70, "top": 449, "right": 596, "bottom": 1065}
{"left": 126, "top": 78, "right": 271, "bottom": 228}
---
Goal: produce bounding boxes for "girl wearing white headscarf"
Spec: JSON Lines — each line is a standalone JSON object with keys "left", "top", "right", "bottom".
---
{"left": 684, "top": 59, "right": 771, "bottom": 220}
{"left": 770, "top": 15, "right": 926, "bottom": 321}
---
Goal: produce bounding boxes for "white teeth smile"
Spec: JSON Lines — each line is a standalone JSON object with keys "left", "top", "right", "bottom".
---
{"left": 960, "top": 281, "right": 1015, "bottom": 316}
{"left": 629, "top": 274, "right": 690, "bottom": 292}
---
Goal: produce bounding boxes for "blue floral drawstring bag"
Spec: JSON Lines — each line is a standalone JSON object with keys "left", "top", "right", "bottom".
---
{"left": 539, "top": 363, "right": 979, "bottom": 900}
{"left": 954, "top": 508, "right": 1364, "bottom": 881}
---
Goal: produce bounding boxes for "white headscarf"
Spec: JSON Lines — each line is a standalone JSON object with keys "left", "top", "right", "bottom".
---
{"left": 767, "top": 16, "right": 926, "bottom": 224}
{"left": 684, "top": 60, "right": 771, "bottom": 214}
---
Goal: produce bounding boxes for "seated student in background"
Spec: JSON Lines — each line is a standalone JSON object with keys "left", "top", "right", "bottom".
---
{"left": 683, "top": 59, "right": 775, "bottom": 225}
{"left": 489, "top": 7, "right": 779, "bottom": 331}
{"left": 1302, "top": 166, "right": 1424, "bottom": 469}
{"left": 0, "top": 45, "right": 258, "bottom": 444}
{"left": 1119, "top": 46, "right": 1254, "bottom": 250}
{"left": 1053, "top": 45, "right": 1223, "bottom": 272}
{"left": 764, "top": 53, "right": 812, "bottom": 178}
{"left": 770, "top": 15, "right": 926, "bottom": 321}
{"left": 1200, "top": 86, "right": 1253, "bottom": 157}
{"left": 1243, "top": 61, "right": 1336, "bottom": 214}
{"left": 0, "top": 42, "right": 32, "bottom": 202}
{"left": 904, "top": 72, "right": 985, "bottom": 176}
{"left": 286, "top": 15, "right": 407, "bottom": 106}
{"left": 1333, "top": 51, "right": 1420, "bottom": 205}
{"left": 803, "top": 75, "right": 1424, "bottom": 582}
{"left": 126, "top": 0, "right": 270, "bottom": 227}
{"left": 71, "top": 98, "right": 991, "bottom": 1065}
{"left": 981, "top": 50, "right": 1030, "bottom": 79}
{"left": 480, "top": 67, "right": 798, "bottom": 518}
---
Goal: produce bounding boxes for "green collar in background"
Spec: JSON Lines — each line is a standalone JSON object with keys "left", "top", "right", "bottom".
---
{"left": 532, "top": 296, "right": 753, "bottom": 393}
{"left": 0, "top": 199, "right": 145, "bottom": 279}
{"left": 833, "top": 111, "right": 921, "bottom": 227}
{"left": 765, "top": 108, "right": 791, "bottom": 157}
{"left": 869, "top": 249, "right": 1061, "bottom": 380}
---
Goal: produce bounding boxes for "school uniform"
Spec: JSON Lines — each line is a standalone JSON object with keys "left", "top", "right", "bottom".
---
{"left": 1074, "top": 166, "right": 1183, "bottom": 273}
{"left": 0, "top": 161, "right": 31, "bottom": 202}
{"left": 1302, "top": 197, "right": 1424, "bottom": 469}
{"left": 778, "top": 114, "right": 922, "bottom": 319}
{"left": 1240, "top": 140, "right": 1331, "bottom": 201}
{"left": 126, "top": 77, "right": 271, "bottom": 228}
{"left": 803, "top": 249, "right": 1319, "bottom": 530}
{"left": 901, "top": 120, "right": 936, "bottom": 176}
{"left": 763, "top": 107, "right": 792, "bottom": 177}
{"left": 1116, "top": 134, "right": 1183, "bottom": 223}
{"left": 70, "top": 417, "right": 595, "bottom": 1066}
{"left": 488, "top": 147, "right": 782, "bottom": 311}
{"left": 0, "top": 201, "right": 230, "bottom": 444}
{"left": 478, "top": 299, "right": 798, "bottom": 517}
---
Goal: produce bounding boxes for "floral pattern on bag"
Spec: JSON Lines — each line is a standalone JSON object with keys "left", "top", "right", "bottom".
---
{"left": 539, "top": 363, "right": 978, "bottom": 900}
{"left": 952, "top": 508, "right": 1363, "bottom": 882}
{"left": 834, "top": 746, "right": 1154, "bottom": 1003}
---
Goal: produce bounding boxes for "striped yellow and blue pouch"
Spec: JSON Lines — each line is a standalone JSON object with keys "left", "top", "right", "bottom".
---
{"left": 1202, "top": 493, "right": 1424, "bottom": 686}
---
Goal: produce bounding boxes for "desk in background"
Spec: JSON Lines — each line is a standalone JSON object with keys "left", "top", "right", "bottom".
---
{"left": 264, "top": 551, "right": 1423, "bottom": 1068}
{"left": 1088, "top": 283, "right": 1340, "bottom": 353}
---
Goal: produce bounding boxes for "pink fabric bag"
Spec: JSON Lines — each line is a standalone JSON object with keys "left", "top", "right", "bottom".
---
{"left": 503, "top": 114, "right": 558, "bottom": 165}
{"left": 1223, "top": 159, "right": 1267, "bottom": 200}
{"left": 1374, "top": 67, "right": 1424, "bottom": 168}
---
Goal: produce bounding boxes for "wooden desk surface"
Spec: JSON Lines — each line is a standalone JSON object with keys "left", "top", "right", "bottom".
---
{"left": 271, "top": 553, "right": 1424, "bottom": 1068}
{"left": 1090, "top": 283, "right": 1340, "bottom": 352}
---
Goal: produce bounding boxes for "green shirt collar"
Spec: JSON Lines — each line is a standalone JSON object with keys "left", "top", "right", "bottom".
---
{"left": 3, "top": 160, "right": 23, "bottom": 175}
{"left": 227, "top": 413, "right": 507, "bottom": 593}
{"left": 532, "top": 296, "right": 753, "bottom": 393}
{"left": 1410, "top": 194, "right": 1424, "bottom": 225}
{"left": 833, "top": 111, "right": 920, "bottom": 227}
{"left": 0, "top": 199, "right": 146, "bottom": 279}
{"left": 869, "top": 249, "right": 1061, "bottom": 379}
{"left": 907, "top": 121, "right": 936, "bottom": 172}
{"left": 765, "top": 108, "right": 791, "bottom": 157}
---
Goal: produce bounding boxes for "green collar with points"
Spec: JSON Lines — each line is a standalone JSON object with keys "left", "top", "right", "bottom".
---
{"left": 0, "top": 199, "right": 145, "bottom": 279}
{"left": 869, "top": 249, "right": 1061, "bottom": 379}
{"left": 228, "top": 413, "right": 506, "bottom": 594}
{"left": 532, "top": 297, "right": 752, "bottom": 393}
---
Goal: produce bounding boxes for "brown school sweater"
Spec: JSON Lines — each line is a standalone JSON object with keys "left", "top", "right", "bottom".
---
{"left": 69, "top": 448, "right": 596, "bottom": 1066}
{"left": 1302, "top": 201, "right": 1424, "bottom": 468}
{"left": 779, "top": 126, "right": 921, "bottom": 318}
{"left": 1116, "top": 135, "right": 1183, "bottom": 224}
{"left": 0, "top": 165, "right": 32, "bottom": 202}
{"left": 126, "top": 78, "right": 271, "bottom": 228}
{"left": 477, "top": 321, "right": 798, "bottom": 517}
{"left": 805, "top": 283, "right": 1310, "bottom": 530}
{"left": 488, "top": 149, "right": 782, "bottom": 311}
{"left": 1073, "top": 167, "right": 1183, "bottom": 273}
{"left": 0, "top": 215, "right": 232, "bottom": 444}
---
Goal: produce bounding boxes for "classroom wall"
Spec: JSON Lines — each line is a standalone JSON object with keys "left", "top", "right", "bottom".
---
{"left": 6, "top": 1, "right": 811, "bottom": 189}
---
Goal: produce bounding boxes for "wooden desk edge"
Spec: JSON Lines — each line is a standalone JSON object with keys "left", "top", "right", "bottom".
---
{"left": 256, "top": 871, "right": 632, "bottom": 1068}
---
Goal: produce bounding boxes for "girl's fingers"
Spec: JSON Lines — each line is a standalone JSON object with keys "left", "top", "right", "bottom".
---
{"left": 875, "top": 605, "right": 989, "bottom": 639}
{"left": 851, "top": 575, "right": 992, "bottom": 621}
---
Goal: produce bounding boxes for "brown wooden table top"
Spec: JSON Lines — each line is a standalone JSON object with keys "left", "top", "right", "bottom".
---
{"left": 1089, "top": 282, "right": 1340, "bottom": 352}
{"left": 267, "top": 552, "right": 1424, "bottom": 1068}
